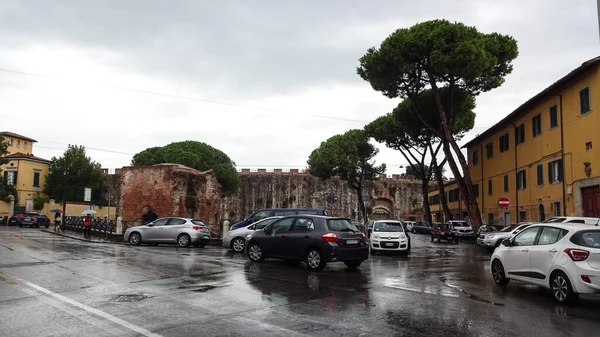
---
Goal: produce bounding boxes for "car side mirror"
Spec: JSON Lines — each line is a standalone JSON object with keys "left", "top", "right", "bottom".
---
{"left": 502, "top": 238, "right": 511, "bottom": 247}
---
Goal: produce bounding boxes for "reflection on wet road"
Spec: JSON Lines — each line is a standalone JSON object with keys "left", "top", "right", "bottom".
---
{"left": 1, "top": 227, "right": 599, "bottom": 336}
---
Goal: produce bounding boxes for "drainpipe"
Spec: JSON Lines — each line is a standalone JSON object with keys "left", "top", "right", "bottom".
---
{"left": 558, "top": 94, "right": 567, "bottom": 215}
{"left": 480, "top": 143, "right": 484, "bottom": 216}
{"left": 509, "top": 123, "right": 519, "bottom": 223}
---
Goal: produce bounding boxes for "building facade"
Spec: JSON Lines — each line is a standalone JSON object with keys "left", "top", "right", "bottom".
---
{"left": 429, "top": 56, "right": 600, "bottom": 225}
{"left": 1, "top": 132, "right": 51, "bottom": 215}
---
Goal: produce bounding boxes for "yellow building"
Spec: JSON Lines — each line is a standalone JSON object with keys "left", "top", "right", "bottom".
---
{"left": 1, "top": 131, "right": 51, "bottom": 216}
{"left": 429, "top": 56, "right": 600, "bottom": 225}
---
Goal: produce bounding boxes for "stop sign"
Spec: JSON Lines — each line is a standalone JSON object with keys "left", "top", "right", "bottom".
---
{"left": 498, "top": 197, "right": 510, "bottom": 209}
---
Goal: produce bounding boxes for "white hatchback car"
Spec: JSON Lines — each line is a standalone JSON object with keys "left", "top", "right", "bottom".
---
{"left": 369, "top": 220, "right": 410, "bottom": 253}
{"left": 490, "top": 223, "right": 600, "bottom": 303}
{"left": 222, "top": 216, "right": 282, "bottom": 252}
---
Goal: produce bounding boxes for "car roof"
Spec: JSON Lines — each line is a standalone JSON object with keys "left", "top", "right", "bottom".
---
{"left": 373, "top": 220, "right": 401, "bottom": 223}
{"left": 527, "top": 222, "right": 600, "bottom": 231}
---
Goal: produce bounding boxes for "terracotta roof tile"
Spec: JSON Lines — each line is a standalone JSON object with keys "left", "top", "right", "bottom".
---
{"left": 0, "top": 131, "right": 37, "bottom": 143}
{"left": 5, "top": 152, "right": 50, "bottom": 163}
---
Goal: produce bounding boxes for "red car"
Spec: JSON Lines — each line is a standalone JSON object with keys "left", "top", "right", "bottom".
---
{"left": 431, "top": 223, "right": 459, "bottom": 243}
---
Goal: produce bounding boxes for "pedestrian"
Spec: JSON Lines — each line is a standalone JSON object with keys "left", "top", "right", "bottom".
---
{"left": 54, "top": 212, "right": 62, "bottom": 232}
{"left": 83, "top": 214, "right": 92, "bottom": 238}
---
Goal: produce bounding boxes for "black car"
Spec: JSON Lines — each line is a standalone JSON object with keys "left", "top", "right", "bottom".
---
{"left": 246, "top": 215, "right": 369, "bottom": 271}
{"left": 10, "top": 213, "right": 49, "bottom": 228}
{"left": 411, "top": 221, "right": 432, "bottom": 234}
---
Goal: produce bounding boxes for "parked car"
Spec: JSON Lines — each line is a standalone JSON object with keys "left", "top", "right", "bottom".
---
{"left": 230, "top": 208, "right": 327, "bottom": 230}
{"left": 477, "top": 224, "right": 502, "bottom": 236}
{"left": 431, "top": 223, "right": 459, "bottom": 243}
{"left": 542, "top": 216, "right": 600, "bottom": 226}
{"left": 447, "top": 220, "right": 475, "bottom": 239}
{"left": 490, "top": 223, "right": 600, "bottom": 303}
{"left": 10, "top": 213, "right": 49, "bottom": 228}
{"left": 369, "top": 220, "right": 410, "bottom": 253}
{"left": 223, "top": 216, "right": 282, "bottom": 252}
{"left": 411, "top": 221, "right": 432, "bottom": 234}
{"left": 477, "top": 223, "right": 534, "bottom": 251}
{"left": 246, "top": 215, "right": 369, "bottom": 271}
{"left": 124, "top": 217, "right": 211, "bottom": 248}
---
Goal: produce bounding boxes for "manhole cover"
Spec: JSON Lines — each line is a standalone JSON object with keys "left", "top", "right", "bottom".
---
{"left": 110, "top": 294, "right": 148, "bottom": 302}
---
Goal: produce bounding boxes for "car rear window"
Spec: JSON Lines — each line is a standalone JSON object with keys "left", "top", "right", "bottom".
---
{"left": 543, "top": 217, "right": 566, "bottom": 223}
{"left": 191, "top": 220, "right": 206, "bottom": 226}
{"left": 570, "top": 230, "right": 600, "bottom": 248}
{"left": 326, "top": 219, "right": 359, "bottom": 232}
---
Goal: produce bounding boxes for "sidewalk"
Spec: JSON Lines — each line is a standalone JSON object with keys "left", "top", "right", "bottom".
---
{"left": 41, "top": 229, "right": 124, "bottom": 244}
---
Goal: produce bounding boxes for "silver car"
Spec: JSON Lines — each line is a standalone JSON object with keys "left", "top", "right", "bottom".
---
{"left": 124, "top": 217, "right": 211, "bottom": 248}
{"left": 476, "top": 222, "right": 534, "bottom": 251}
{"left": 222, "top": 216, "right": 282, "bottom": 252}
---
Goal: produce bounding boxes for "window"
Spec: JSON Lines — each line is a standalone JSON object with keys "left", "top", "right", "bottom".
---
{"left": 429, "top": 194, "right": 440, "bottom": 205}
{"left": 473, "top": 184, "right": 479, "bottom": 198}
{"left": 548, "top": 159, "right": 564, "bottom": 184}
{"left": 503, "top": 175, "right": 509, "bottom": 192}
{"left": 254, "top": 217, "right": 279, "bottom": 230}
{"left": 536, "top": 164, "right": 543, "bottom": 186}
{"left": 8, "top": 138, "right": 13, "bottom": 146}
{"left": 552, "top": 202, "right": 561, "bottom": 216}
{"left": 485, "top": 143, "right": 493, "bottom": 159}
{"left": 580, "top": 87, "right": 591, "bottom": 115}
{"left": 448, "top": 188, "right": 460, "bottom": 202}
{"left": 293, "top": 218, "right": 315, "bottom": 231}
{"left": 532, "top": 114, "right": 542, "bottom": 137}
{"left": 499, "top": 133, "right": 509, "bottom": 152}
{"left": 570, "top": 230, "right": 600, "bottom": 248}
{"left": 33, "top": 172, "right": 40, "bottom": 187}
{"left": 537, "top": 227, "right": 566, "bottom": 245}
{"left": 513, "top": 227, "right": 540, "bottom": 246}
{"left": 16, "top": 140, "right": 21, "bottom": 148}
{"left": 4, "top": 171, "right": 16, "bottom": 186}
{"left": 170, "top": 218, "right": 187, "bottom": 225}
{"left": 271, "top": 218, "right": 295, "bottom": 233}
{"left": 326, "top": 219, "right": 359, "bottom": 231}
{"left": 519, "top": 211, "right": 527, "bottom": 222}
{"left": 515, "top": 124, "right": 525, "bottom": 145}
{"left": 250, "top": 210, "right": 270, "bottom": 223}
{"left": 549, "top": 105, "right": 558, "bottom": 129}
{"left": 373, "top": 221, "right": 404, "bottom": 232}
{"left": 586, "top": 141, "right": 593, "bottom": 150}
{"left": 488, "top": 213, "right": 494, "bottom": 224}
{"left": 517, "top": 170, "right": 527, "bottom": 190}
{"left": 24, "top": 142, "right": 28, "bottom": 150}
{"left": 472, "top": 151, "right": 479, "bottom": 165}
{"left": 151, "top": 218, "right": 169, "bottom": 226}
{"left": 488, "top": 180, "right": 492, "bottom": 195}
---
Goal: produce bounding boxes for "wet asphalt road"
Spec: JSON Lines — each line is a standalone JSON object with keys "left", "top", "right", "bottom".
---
{"left": 1, "top": 227, "right": 599, "bottom": 337}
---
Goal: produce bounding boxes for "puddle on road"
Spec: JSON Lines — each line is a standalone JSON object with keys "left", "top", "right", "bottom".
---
{"left": 110, "top": 294, "right": 149, "bottom": 303}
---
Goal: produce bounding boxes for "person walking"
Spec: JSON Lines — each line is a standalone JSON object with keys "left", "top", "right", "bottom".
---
{"left": 83, "top": 214, "right": 92, "bottom": 238}
{"left": 54, "top": 212, "right": 62, "bottom": 232}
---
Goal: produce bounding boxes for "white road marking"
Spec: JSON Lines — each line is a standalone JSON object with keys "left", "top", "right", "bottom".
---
{"left": 5, "top": 274, "right": 164, "bottom": 337}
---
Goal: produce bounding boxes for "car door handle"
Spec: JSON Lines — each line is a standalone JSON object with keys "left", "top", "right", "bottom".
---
{"left": 548, "top": 249, "right": 557, "bottom": 253}
{"left": 521, "top": 249, "right": 529, "bottom": 252}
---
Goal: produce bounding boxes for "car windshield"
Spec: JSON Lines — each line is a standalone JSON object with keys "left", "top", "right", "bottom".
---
{"left": 501, "top": 226, "right": 518, "bottom": 232}
{"left": 254, "top": 217, "right": 281, "bottom": 229}
{"left": 452, "top": 222, "right": 468, "bottom": 227}
{"left": 543, "top": 217, "right": 566, "bottom": 223}
{"left": 326, "top": 219, "right": 359, "bottom": 232}
{"left": 373, "top": 222, "right": 404, "bottom": 232}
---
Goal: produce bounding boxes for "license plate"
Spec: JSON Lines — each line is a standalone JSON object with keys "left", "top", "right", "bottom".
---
{"left": 346, "top": 239, "right": 358, "bottom": 244}
{"left": 384, "top": 243, "right": 394, "bottom": 247}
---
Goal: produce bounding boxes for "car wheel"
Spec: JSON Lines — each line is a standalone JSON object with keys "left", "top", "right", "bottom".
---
{"left": 129, "top": 232, "right": 142, "bottom": 246}
{"left": 551, "top": 271, "right": 578, "bottom": 304}
{"left": 247, "top": 242, "right": 265, "bottom": 262}
{"left": 231, "top": 237, "right": 245, "bottom": 252}
{"left": 306, "top": 248, "right": 327, "bottom": 271}
{"left": 491, "top": 259, "right": 510, "bottom": 286}
{"left": 344, "top": 260, "right": 363, "bottom": 269}
{"left": 177, "top": 234, "right": 191, "bottom": 247}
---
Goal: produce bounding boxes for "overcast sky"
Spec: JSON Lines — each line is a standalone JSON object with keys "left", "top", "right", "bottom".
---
{"left": 1, "top": 0, "right": 598, "bottom": 176}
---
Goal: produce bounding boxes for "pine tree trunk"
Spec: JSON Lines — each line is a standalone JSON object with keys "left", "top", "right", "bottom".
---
{"left": 428, "top": 80, "right": 483, "bottom": 230}
{"left": 432, "top": 157, "right": 452, "bottom": 222}
{"left": 421, "top": 179, "right": 433, "bottom": 224}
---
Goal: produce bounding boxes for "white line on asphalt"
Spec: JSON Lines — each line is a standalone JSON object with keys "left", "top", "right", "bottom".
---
{"left": 8, "top": 275, "right": 164, "bottom": 337}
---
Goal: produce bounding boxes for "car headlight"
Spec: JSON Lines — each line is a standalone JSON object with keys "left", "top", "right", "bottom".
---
{"left": 485, "top": 234, "right": 496, "bottom": 240}
{"left": 400, "top": 234, "right": 406, "bottom": 239}
{"left": 373, "top": 234, "right": 379, "bottom": 239}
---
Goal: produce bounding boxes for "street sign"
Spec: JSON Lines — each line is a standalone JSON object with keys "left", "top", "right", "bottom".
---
{"left": 84, "top": 188, "right": 92, "bottom": 202}
{"left": 498, "top": 197, "right": 510, "bottom": 209}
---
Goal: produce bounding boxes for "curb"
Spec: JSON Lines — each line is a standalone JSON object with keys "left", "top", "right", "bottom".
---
{"left": 40, "top": 229, "right": 124, "bottom": 244}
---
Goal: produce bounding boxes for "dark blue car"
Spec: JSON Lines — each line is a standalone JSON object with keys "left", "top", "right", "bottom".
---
{"left": 230, "top": 208, "right": 327, "bottom": 230}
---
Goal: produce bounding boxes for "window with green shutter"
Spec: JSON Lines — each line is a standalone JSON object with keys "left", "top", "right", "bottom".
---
{"left": 580, "top": 87, "right": 591, "bottom": 115}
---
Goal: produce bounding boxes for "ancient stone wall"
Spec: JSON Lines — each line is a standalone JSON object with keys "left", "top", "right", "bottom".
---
{"left": 223, "top": 169, "right": 424, "bottom": 223}
{"left": 117, "top": 164, "right": 221, "bottom": 234}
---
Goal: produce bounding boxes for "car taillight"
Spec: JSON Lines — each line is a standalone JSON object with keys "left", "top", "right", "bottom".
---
{"left": 32, "top": 216, "right": 38, "bottom": 219}
{"left": 19, "top": 214, "right": 24, "bottom": 218}
{"left": 361, "top": 233, "right": 367, "bottom": 241}
{"left": 192, "top": 225, "right": 204, "bottom": 230}
{"left": 564, "top": 248, "right": 589, "bottom": 261}
{"left": 321, "top": 232, "right": 338, "bottom": 243}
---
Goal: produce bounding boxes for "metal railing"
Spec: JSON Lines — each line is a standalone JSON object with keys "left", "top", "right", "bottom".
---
{"left": 63, "top": 216, "right": 117, "bottom": 234}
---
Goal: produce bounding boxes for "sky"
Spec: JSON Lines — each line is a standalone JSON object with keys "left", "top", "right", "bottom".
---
{"left": 1, "top": 0, "right": 599, "bottom": 176}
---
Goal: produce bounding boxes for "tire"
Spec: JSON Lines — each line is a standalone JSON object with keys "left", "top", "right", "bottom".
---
{"left": 344, "top": 260, "right": 363, "bottom": 269}
{"left": 177, "top": 234, "right": 191, "bottom": 247}
{"left": 306, "top": 248, "right": 327, "bottom": 271}
{"left": 247, "top": 242, "right": 265, "bottom": 263}
{"left": 551, "top": 271, "right": 578, "bottom": 304}
{"left": 129, "top": 232, "right": 142, "bottom": 246}
{"left": 231, "top": 237, "right": 246, "bottom": 253}
{"left": 491, "top": 259, "right": 510, "bottom": 286}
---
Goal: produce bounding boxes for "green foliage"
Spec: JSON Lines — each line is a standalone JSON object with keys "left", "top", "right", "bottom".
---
{"left": 32, "top": 193, "right": 47, "bottom": 211}
{"left": 43, "top": 145, "right": 104, "bottom": 203}
{"left": 0, "top": 136, "right": 17, "bottom": 203}
{"left": 131, "top": 141, "right": 239, "bottom": 196}
{"left": 307, "top": 129, "right": 386, "bottom": 189}
{"left": 357, "top": 19, "right": 519, "bottom": 99}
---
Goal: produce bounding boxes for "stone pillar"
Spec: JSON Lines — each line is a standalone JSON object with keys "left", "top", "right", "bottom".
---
{"left": 222, "top": 220, "right": 230, "bottom": 235}
{"left": 7, "top": 195, "right": 15, "bottom": 219}
{"left": 25, "top": 196, "right": 33, "bottom": 212}
{"left": 116, "top": 216, "right": 123, "bottom": 234}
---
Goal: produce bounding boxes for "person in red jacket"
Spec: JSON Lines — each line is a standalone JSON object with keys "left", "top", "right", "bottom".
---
{"left": 83, "top": 214, "right": 92, "bottom": 238}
